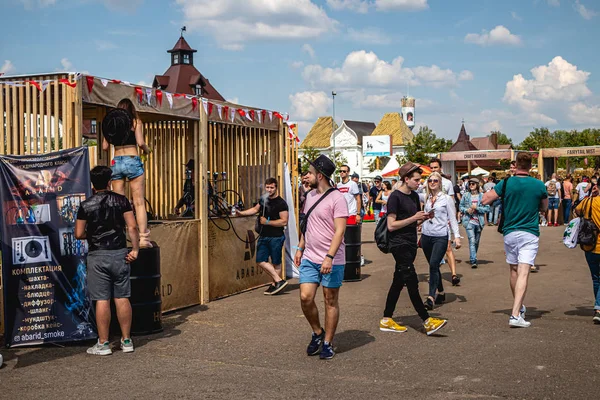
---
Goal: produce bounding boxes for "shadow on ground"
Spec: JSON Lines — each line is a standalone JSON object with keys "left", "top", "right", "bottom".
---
{"left": 564, "top": 306, "right": 595, "bottom": 317}
{"left": 335, "top": 330, "right": 376, "bottom": 353}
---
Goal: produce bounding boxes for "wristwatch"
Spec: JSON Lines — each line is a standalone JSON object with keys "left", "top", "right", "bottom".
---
{"left": 326, "top": 254, "right": 334, "bottom": 260}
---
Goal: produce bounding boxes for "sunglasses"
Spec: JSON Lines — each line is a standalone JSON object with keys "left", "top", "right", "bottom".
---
{"left": 340, "top": 170, "right": 349, "bottom": 173}
{"left": 469, "top": 182, "right": 477, "bottom": 185}
{"left": 428, "top": 179, "right": 440, "bottom": 183}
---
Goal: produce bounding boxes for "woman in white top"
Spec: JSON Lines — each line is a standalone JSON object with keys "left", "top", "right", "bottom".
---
{"left": 375, "top": 181, "right": 393, "bottom": 217}
{"left": 421, "top": 172, "right": 462, "bottom": 310}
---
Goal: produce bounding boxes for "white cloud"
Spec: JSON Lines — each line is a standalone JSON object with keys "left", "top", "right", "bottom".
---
{"left": 503, "top": 56, "right": 592, "bottom": 111}
{"left": 56, "top": 58, "right": 89, "bottom": 74}
{"left": 291, "top": 61, "right": 305, "bottom": 69}
{"left": 511, "top": 11, "right": 522, "bottom": 21}
{"left": 326, "top": 0, "right": 369, "bottom": 13}
{"left": 289, "top": 91, "right": 331, "bottom": 120}
{"left": 0, "top": 60, "right": 16, "bottom": 75}
{"left": 481, "top": 120, "right": 503, "bottom": 133}
{"left": 136, "top": 80, "right": 150, "bottom": 87}
{"left": 347, "top": 28, "right": 391, "bottom": 44}
{"left": 342, "top": 89, "right": 435, "bottom": 109}
{"left": 227, "top": 97, "right": 240, "bottom": 104}
{"left": 302, "top": 44, "right": 316, "bottom": 59}
{"left": 519, "top": 112, "right": 558, "bottom": 126}
{"left": 375, "top": 0, "right": 429, "bottom": 11}
{"left": 547, "top": 0, "right": 560, "bottom": 6}
{"left": 573, "top": 0, "right": 597, "bottom": 19}
{"left": 175, "top": 0, "right": 337, "bottom": 50}
{"left": 569, "top": 103, "right": 600, "bottom": 125}
{"left": 465, "top": 25, "right": 522, "bottom": 46}
{"left": 95, "top": 40, "right": 118, "bottom": 51}
{"left": 458, "top": 70, "right": 474, "bottom": 81}
{"left": 302, "top": 50, "right": 469, "bottom": 89}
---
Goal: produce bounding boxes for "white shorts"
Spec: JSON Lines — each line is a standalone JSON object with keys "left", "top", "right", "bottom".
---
{"left": 503, "top": 231, "right": 539, "bottom": 266}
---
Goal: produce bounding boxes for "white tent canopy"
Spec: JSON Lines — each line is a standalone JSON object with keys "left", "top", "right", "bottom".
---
{"left": 460, "top": 167, "right": 490, "bottom": 178}
{"left": 381, "top": 157, "right": 400, "bottom": 176}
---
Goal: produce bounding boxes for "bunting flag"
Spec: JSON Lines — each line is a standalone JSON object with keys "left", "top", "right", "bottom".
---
{"left": 41, "top": 80, "right": 51, "bottom": 92}
{"left": 284, "top": 113, "right": 290, "bottom": 121}
{"left": 256, "top": 110, "right": 262, "bottom": 123}
{"left": 261, "top": 110, "right": 267, "bottom": 123}
{"left": 122, "top": 81, "right": 132, "bottom": 87}
{"left": 223, "top": 106, "right": 229, "bottom": 120}
{"left": 208, "top": 102, "right": 214, "bottom": 116}
{"left": 288, "top": 123, "right": 300, "bottom": 142}
{"left": 166, "top": 92, "right": 173, "bottom": 109}
{"left": 134, "top": 87, "right": 144, "bottom": 102}
{"left": 59, "top": 78, "right": 77, "bottom": 88}
{"left": 173, "top": 93, "right": 185, "bottom": 98}
{"left": 111, "top": 79, "right": 121, "bottom": 84}
{"left": 268, "top": 111, "right": 273, "bottom": 122}
{"left": 156, "top": 90, "right": 163, "bottom": 106}
{"left": 27, "top": 80, "right": 42, "bottom": 91}
{"left": 217, "top": 104, "right": 223, "bottom": 119}
{"left": 230, "top": 107, "right": 236, "bottom": 122}
{"left": 100, "top": 79, "right": 109, "bottom": 87}
{"left": 237, "top": 109, "right": 246, "bottom": 118}
{"left": 273, "top": 112, "right": 283, "bottom": 120}
{"left": 202, "top": 99, "right": 208, "bottom": 115}
{"left": 146, "top": 88, "right": 153, "bottom": 104}
{"left": 192, "top": 97, "right": 198, "bottom": 111}
{"left": 246, "top": 109, "right": 253, "bottom": 121}
{"left": 86, "top": 76, "right": 94, "bottom": 93}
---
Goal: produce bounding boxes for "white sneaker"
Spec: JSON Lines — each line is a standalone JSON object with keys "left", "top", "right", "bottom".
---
{"left": 0, "top": 353, "right": 3, "bottom": 367}
{"left": 520, "top": 305, "right": 526, "bottom": 319}
{"left": 509, "top": 315, "right": 531, "bottom": 328}
{"left": 87, "top": 341, "right": 112, "bottom": 356}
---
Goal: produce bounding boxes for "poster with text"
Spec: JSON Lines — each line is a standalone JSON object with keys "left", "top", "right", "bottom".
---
{"left": 0, "top": 147, "right": 96, "bottom": 347}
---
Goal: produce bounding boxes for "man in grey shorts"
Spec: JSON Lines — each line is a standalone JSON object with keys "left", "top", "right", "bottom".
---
{"left": 75, "top": 166, "right": 140, "bottom": 355}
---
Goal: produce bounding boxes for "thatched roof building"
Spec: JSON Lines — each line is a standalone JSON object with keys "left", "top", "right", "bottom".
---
{"left": 300, "top": 116, "right": 338, "bottom": 148}
{"left": 371, "top": 113, "right": 414, "bottom": 146}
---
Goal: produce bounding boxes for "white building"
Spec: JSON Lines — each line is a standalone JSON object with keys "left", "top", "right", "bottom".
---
{"left": 298, "top": 113, "right": 414, "bottom": 179}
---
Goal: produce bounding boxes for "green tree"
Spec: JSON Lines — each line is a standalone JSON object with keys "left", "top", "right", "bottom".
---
{"left": 330, "top": 151, "right": 348, "bottom": 171}
{"left": 300, "top": 146, "right": 321, "bottom": 173}
{"left": 404, "top": 126, "right": 452, "bottom": 164}
{"left": 492, "top": 131, "right": 514, "bottom": 148}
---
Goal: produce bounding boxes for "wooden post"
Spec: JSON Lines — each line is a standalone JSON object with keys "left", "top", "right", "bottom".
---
{"left": 0, "top": 83, "right": 5, "bottom": 154}
{"left": 198, "top": 116, "right": 209, "bottom": 304}
{"left": 467, "top": 160, "right": 472, "bottom": 176}
{"left": 539, "top": 149, "right": 544, "bottom": 181}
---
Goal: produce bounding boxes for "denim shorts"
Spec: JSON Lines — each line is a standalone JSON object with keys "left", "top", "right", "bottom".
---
{"left": 299, "top": 259, "right": 345, "bottom": 288}
{"left": 111, "top": 156, "right": 144, "bottom": 181}
{"left": 256, "top": 236, "right": 285, "bottom": 265}
{"left": 548, "top": 197, "right": 559, "bottom": 210}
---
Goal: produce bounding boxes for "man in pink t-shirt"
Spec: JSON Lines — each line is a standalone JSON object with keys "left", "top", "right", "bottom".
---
{"left": 295, "top": 155, "right": 348, "bottom": 360}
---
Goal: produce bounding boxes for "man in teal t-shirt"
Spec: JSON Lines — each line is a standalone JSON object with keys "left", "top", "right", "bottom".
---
{"left": 483, "top": 153, "right": 548, "bottom": 329}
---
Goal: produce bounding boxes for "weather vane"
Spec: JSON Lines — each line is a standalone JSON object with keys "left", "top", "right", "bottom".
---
{"left": 181, "top": 26, "right": 187, "bottom": 37}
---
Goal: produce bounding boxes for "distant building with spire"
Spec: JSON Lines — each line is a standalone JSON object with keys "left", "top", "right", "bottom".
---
{"left": 153, "top": 31, "right": 225, "bottom": 101}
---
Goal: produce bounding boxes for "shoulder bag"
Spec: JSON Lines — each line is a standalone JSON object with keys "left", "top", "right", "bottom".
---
{"left": 578, "top": 197, "right": 599, "bottom": 251}
{"left": 299, "top": 188, "right": 336, "bottom": 236}
{"left": 497, "top": 176, "right": 511, "bottom": 234}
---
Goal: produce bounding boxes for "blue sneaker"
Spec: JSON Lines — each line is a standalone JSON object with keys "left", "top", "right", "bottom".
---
{"left": 307, "top": 329, "right": 325, "bottom": 356}
{"left": 320, "top": 341, "right": 335, "bottom": 360}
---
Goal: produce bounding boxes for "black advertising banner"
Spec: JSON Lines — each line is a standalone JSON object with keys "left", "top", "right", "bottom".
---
{"left": 0, "top": 147, "right": 96, "bottom": 347}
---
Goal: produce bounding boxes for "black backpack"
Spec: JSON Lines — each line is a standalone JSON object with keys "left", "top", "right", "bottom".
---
{"left": 578, "top": 197, "right": 599, "bottom": 251}
{"left": 374, "top": 214, "right": 390, "bottom": 254}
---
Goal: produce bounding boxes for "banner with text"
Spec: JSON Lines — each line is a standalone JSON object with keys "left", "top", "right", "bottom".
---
{"left": 0, "top": 147, "right": 96, "bottom": 347}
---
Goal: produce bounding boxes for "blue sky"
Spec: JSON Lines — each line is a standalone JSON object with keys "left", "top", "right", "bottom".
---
{"left": 2, "top": 0, "right": 600, "bottom": 144}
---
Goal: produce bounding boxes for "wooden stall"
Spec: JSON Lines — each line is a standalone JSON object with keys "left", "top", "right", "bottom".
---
{"left": 539, "top": 145, "right": 600, "bottom": 181}
{"left": 0, "top": 72, "right": 300, "bottom": 320}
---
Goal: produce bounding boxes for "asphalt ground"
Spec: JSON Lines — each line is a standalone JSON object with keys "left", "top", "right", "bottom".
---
{"left": 1, "top": 224, "right": 598, "bottom": 399}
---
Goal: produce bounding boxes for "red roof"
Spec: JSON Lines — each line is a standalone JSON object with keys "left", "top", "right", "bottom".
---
{"left": 168, "top": 37, "right": 197, "bottom": 53}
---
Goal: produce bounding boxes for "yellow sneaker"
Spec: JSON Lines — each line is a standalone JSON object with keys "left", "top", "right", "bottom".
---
{"left": 423, "top": 317, "right": 447, "bottom": 336}
{"left": 379, "top": 318, "right": 408, "bottom": 333}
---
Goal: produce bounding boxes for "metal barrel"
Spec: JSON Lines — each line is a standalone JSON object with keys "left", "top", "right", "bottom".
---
{"left": 343, "top": 224, "right": 362, "bottom": 282}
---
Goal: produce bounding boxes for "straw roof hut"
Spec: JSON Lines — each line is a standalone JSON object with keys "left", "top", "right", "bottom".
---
{"left": 300, "top": 116, "right": 338, "bottom": 148}
{"left": 371, "top": 113, "right": 414, "bottom": 146}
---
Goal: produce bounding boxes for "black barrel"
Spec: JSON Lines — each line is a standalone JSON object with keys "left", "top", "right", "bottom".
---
{"left": 129, "top": 244, "right": 163, "bottom": 335}
{"left": 344, "top": 225, "right": 362, "bottom": 282}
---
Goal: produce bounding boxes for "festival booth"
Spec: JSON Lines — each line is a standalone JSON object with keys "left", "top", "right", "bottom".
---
{"left": 538, "top": 145, "right": 600, "bottom": 181}
{"left": 0, "top": 73, "right": 299, "bottom": 341}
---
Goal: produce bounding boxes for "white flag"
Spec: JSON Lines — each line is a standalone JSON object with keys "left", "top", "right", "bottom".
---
{"left": 146, "top": 88, "right": 153, "bottom": 104}
{"left": 256, "top": 110, "right": 261, "bottom": 123}
{"left": 122, "top": 81, "right": 131, "bottom": 87}
{"left": 202, "top": 100, "right": 208, "bottom": 115}
{"left": 166, "top": 92, "right": 173, "bottom": 109}
{"left": 100, "top": 79, "right": 108, "bottom": 87}
{"left": 230, "top": 108, "right": 236, "bottom": 122}
{"left": 217, "top": 105, "right": 223, "bottom": 119}
{"left": 268, "top": 111, "right": 273, "bottom": 122}
{"left": 244, "top": 109, "right": 252, "bottom": 121}
{"left": 41, "top": 80, "right": 52, "bottom": 92}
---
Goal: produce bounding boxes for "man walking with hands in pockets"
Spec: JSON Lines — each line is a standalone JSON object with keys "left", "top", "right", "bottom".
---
{"left": 295, "top": 155, "right": 348, "bottom": 360}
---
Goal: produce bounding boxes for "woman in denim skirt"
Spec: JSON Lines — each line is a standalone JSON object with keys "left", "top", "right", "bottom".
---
{"left": 102, "top": 98, "right": 153, "bottom": 248}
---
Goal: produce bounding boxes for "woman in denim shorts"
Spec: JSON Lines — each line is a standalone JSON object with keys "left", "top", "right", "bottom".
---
{"left": 102, "top": 98, "right": 153, "bottom": 248}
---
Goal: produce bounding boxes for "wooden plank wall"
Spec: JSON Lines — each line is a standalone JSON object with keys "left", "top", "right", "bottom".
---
{"left": 145, "top": 121, "right": 190, "bottom": 219}
{"left": 0, "top": 75, "right": 79, "bottom": 155}
{"left": 207, "top": 122, "right": 280, "bottom": 209}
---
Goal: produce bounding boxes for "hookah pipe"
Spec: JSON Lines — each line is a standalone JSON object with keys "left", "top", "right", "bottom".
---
{"left": 26, "top": 205, "right": 36, "bottom": 223}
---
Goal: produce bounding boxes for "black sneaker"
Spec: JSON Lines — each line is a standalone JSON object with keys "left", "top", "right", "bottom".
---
{"left": 424, "top": 297, "right": 434, "bottom": 310}
{"left": 320, "top": 341, "right": 335, "bottom": 360}
{"left": 471, "top": 263, "right": 478, "bottom": 269}
{"left": 263, "top": 285, "right": 276, "bottom": 295}
{"left": 307, "top": 329, "right": 325, "bottom": 356}
{"left": 269, "top": 280, "right": 289, "bottom": 295}
{"left": 451, "top": 275, "right": 461, "bottom": 286}
{"left": 594, "top": 311, "right": 600, "bottom": 324}
{"left": 435, "top": 293, "right": 446, "bottom": 305}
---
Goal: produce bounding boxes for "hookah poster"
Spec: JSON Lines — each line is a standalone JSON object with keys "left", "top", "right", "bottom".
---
{"left": 0, "top": 147, "right": 96, "bottom": 347}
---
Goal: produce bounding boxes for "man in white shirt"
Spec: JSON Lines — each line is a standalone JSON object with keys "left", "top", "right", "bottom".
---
{"left": 545, "top": 173, "right": 562, "bottom": 227}
{"left": 576, "top": 177, "right": 591, "bottom": 204}
{"left": 429, "top": 158, "right": 457, "bottom": 279}
{"left": 337, "top": 165, "right": 361, "bottom": 225}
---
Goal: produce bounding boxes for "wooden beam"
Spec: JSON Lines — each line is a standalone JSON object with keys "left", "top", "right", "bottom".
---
{"left": 0, "top": 83, "right": 5, "bottom": 154}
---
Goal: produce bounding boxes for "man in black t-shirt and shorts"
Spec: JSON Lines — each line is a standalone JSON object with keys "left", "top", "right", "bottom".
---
{"left": 237, "top": 177, "right": 290, "bottom": 295}
{"left": 75, "top": 166, "right": 140, "bottom": 356}
{"left": 379, "top": 162, "right": 448, "bottom": 336}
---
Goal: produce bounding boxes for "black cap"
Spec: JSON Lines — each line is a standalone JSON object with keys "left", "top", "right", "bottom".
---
{"left": 351, "top": 172, "right": 360, "bottom": 179}
{"left": 306, "top": 155, "right": 336, "bottom": 183}
{"left": 374, "top": 175, "right": 383, "bottom": 181}
{"left": 102, "top": 108, "right": 133, "bottom": 146}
